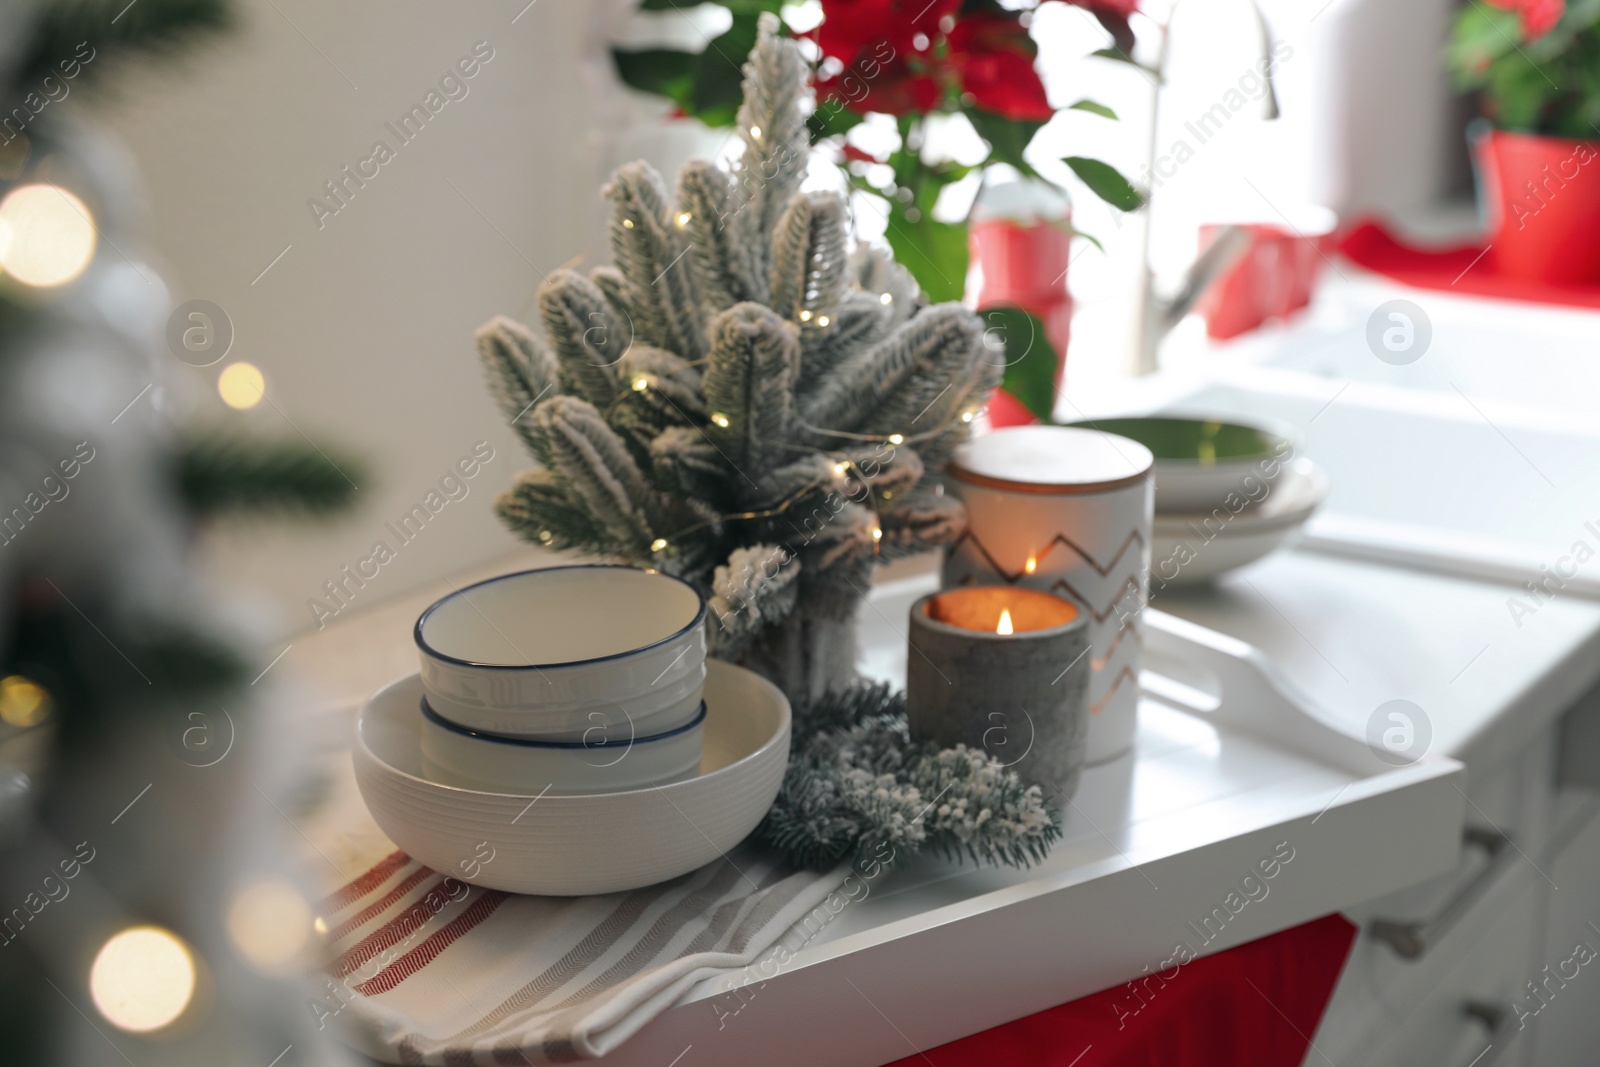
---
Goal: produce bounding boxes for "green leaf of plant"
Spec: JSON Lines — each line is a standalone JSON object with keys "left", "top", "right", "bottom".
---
{"left": 964, "top": 108, "right": 1045, "bottom": 178}
{"left": 1063, "top": 156, "right": 1145, "bottom": 211}
{"left": 1050, "top": 218, "right": 1104, "bottom": 254}
{"left": 612, "top": 47, "right": 696, "bottom": 102}
{"left": 808, "top": 101, "right": 866, "bottom": 140}
{"left": 687, "top": 16, "right": 764, "bottom": 122}
{"left": 1090, "top": 47, "right": 1160, "bottom": 77}
{"left": 883, "top": 199, "right": 968, "bottom": 304}
{"left": 1066, "top": 98, "right": 1118, "bottom": 120}
{"left": 977, "top": 306, "right": 1058, "bottom": 422}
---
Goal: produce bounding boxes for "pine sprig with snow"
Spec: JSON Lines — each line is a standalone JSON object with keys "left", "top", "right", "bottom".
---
{"left": 759, "top": 684, "right": 1062, "bottom": 871}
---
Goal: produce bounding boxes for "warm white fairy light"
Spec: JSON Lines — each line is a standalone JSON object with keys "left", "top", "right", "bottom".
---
{"left": 537, "top": 529, "right": 553, "bottom": 544}
{"left": 227, "top": 879, "right": 311, "bottom": 974}
{"left": 798, "top": 309, "right": 812, "bottom": 322}
{"left": 832, "top": 461, "right": 848, "bottom": 477}
{"left": 650, "top": 537, "right": 668, "bottom": 552}
{"left": 675, "top": 212, "right": 691, "bottom": 227}
{"left": 817, "top": 314, "right": 830, "bottom": 327}
{"left": 90, "top": 926, "right": 196, "bottom": 1033}
{"left": 0, "top": 183, "right": 96, "bottom": 287}
{"left": 218, "top": 361, "right": 265, "bottom": 410}
{"left": 632, "top": 376, "right": 649, "bottom": 391}
{"left": 879, "top": 292, "right": 893, "bottom": 305}
{"left": 871, "top": 526, "right": 883, "bottom": 542}
{"left": 622, "top": 218, "right": 635, "bottom": 229}
{"left": 710, "top": 412, "right": 730, "bottom": 428}
{"left": 888, "top": 433, "right": 903, "bottom": 445}
{"left": 961, "top": 410, "right": 975, "bottom": 423}
{"left": 750, "top": 125, "right": 762, "bottom": 139}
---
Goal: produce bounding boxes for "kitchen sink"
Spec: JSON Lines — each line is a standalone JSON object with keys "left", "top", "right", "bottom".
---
{"left": 1104, "top": 276, "right": 1600, "bottom": 595}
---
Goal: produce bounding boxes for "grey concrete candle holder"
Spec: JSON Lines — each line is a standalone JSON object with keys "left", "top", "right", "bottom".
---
{"left": 906, "top": 591, "right": 1092, "bottom": 798}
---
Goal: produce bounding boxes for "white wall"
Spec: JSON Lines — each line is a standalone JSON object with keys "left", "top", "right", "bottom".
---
{"left": 98, "top": 0, "right": 639, "bottom": 638}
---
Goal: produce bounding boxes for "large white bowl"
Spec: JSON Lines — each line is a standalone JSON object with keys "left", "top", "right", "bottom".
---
{"left": 415, "top": 565, "right": 707, "bottom": 741}
{"left": 419, "top": 696, "right": 706, "bottom": 794}
{"left": 354, "top": 659, "right": 790, "bottom": 896}
{"left": 1149, "top": 458, "right": 1328, "bottom": 585}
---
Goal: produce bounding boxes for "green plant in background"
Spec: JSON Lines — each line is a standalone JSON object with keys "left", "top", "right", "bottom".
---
{"left": 615, "top": 0, "right": 1147, "bottom": 423}
{"left": 1447, "top": 0, "right": 1600, "bottom": 136}
{"left": 176, "top": 430, "right": 361, "bottom": 519}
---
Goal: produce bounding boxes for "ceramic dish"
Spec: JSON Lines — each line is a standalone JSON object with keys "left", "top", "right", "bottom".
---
{"left": 419, "top": 697, "right": 706, "bottom": 794}
{"left": 415, "top": 565, "right": 707, "bottom": 741}
{"left": 353, "top": 659, "right": 790, "bottom": 896}
{"left": 1149, "top": 458, "right": 1328, "bottom": 585}
{"left": 1060, "top": 416, "right": 1296, "bottom": 513}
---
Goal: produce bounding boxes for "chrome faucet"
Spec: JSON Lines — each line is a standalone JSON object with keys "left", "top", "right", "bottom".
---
{"left": 1126, "top": 0, "right": 1281, "bottom": 376}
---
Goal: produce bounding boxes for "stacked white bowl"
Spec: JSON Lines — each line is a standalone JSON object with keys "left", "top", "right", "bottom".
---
{"left": 413, "top": 565, "right": 709, "bottom": 794}
{"left": 352, "top": 565, "right": 794, "bottom": 895}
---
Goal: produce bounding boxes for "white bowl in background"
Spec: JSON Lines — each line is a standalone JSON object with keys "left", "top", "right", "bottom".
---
{"left": 419, "top": 696, "right": 706, "bottom": 794}
{"left": 1150, "top": 458, "right": 1329, "bottom": 585}
{"left": 354, "top": 659, "right": 790, "bottom": 896}
{"left": 1062, "top": 416, "right": 1298, "bottom": 514}
{"left": 415, "top": 565, "right": 706, "bottom": 741}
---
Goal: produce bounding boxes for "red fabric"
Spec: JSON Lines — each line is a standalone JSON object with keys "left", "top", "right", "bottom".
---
{"left": 881, "top": 913, "right": 1357, "bottom": 1067}
{"left": 1338, "top": 219, "right": 1600, "bottom": 309}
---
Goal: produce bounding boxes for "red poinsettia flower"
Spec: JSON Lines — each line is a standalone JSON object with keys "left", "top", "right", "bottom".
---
{"left": 948, "top": 11, "right": 1053, "bottom": 121}
{"left": 1065, "top": 0, "right": 1141, "bottom": 14}
{"left": 1485, "top": 0, "right": 1565, "bottom": 38}
{"left": 814, "top": 0, "right": 960, "bottom": 70}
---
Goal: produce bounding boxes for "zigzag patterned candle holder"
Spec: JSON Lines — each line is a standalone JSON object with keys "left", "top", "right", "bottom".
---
{"left": 943, "top": 427, "right": 1154, "bottom": 763}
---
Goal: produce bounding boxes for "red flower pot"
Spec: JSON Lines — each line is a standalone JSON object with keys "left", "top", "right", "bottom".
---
{"left": 1474, "top": 127, "right": 1600, "bottom": 284}
{"left": 970, "top": 218, "right": 1072, "bottom": 427}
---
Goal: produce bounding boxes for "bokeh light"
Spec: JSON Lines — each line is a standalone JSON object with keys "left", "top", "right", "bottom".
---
{"left": 0, "top": 674, "right": 50, "bottom": 727}
{"left": 89, "top": 925, "right": 196, "bottom": 1033}
{"left": 226, "top": 879, "right": 311, "bottom": 972}
{"left": 0, "top": 183, "right": 97, "bottom": 287}
{"left": 217, "top": 361, "right": 264, "bottom": 409}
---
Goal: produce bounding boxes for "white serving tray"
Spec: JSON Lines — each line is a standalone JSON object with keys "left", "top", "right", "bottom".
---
{"left": 596, "top": 574, "right": 1466, "bottom": 1066}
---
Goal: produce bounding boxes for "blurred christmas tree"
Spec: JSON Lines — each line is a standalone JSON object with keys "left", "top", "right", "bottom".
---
{"left": 0, "top": 2, "right": 360, "bottom": 1065}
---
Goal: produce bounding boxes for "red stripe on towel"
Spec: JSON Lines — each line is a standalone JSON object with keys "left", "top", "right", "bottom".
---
{"left": 322, "top": 849, "right": 412, "bottom": 913}
{"left": 329, "top": 877, "right": 456, "bottom": 979}
{"left": 330, "top": 865, "right": 436, "bottom": 943}
{"left": 353, "top": 890, "right": 509, "bottom": 996}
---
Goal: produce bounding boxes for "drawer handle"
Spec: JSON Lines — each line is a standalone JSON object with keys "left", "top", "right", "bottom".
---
{"left": 1457, "top": 1001, "right": 1513, "bottom": 1067}
{"left": 1370, "top": 827, "right": 1514, "bottom": 960}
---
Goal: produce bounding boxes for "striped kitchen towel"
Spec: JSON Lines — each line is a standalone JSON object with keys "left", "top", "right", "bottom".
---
{"left": 301, "top": 763, "right": 847, "bottom": 1065}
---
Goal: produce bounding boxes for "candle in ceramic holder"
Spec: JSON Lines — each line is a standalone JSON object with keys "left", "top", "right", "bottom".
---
{"left": 906, "top": 586, "right": 1091, "bottom": 797}
{"left": 943, "top": 426, "right": 1154, "bottom": 765}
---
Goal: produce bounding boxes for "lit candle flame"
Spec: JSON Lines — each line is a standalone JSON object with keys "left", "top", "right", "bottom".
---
{"left": 996, "top": 608, "right": 1014, "bottom": 635}
{"left": 1024, "top": 556, "right": 1037, "bottom": 575}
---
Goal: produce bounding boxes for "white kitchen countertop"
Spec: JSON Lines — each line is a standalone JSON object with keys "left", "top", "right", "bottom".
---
{"left": 283, "top": 541, "right": 1600, "bottom": 783}
{"left": 1149, "top": 549, "right": 1600, "bottom": 776}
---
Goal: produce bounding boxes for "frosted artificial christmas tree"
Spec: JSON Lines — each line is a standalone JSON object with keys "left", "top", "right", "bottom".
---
{"left": 478, "top": 16, "right": 1060, "bottom": 873}
{"left": 479, "top": 14, "right": 998, "bottom": 705}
